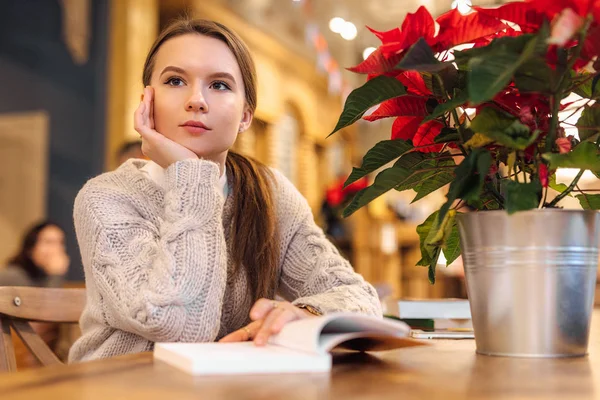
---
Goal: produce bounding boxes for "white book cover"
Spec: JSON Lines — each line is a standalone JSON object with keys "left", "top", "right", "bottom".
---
{"left": 154, "top": 313, "right": 425, "bottom": 376}
{"left": 383, "top": 298, "right": 471, "bottom": 319}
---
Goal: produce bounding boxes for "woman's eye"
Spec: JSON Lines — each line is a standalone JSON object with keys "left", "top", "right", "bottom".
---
{"left": 211, "top": 81, "right": 231, "bottom": 91}
{"left": 166, "top": 77, "right": 185, "bottom": 87}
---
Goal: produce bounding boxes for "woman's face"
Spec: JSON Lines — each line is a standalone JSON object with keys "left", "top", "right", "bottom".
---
{"left": 149, "top": 33, "right": 252, "bottom": 164}
{"left": 31, "top": 225, "right": 66, "bottom": 266}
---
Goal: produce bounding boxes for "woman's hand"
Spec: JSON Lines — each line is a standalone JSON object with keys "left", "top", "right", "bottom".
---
{"left": 134, "top": 86, "right": 198, "bottom": 168}
{"left": 218, "top": 299, "right": 317, "bottom": 346}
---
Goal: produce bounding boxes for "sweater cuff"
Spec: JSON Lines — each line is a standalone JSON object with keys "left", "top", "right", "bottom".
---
{"left": 164, "top": 159, "right": 221, "bottom": 191}
{"left": 163, "top": 159, "right": 223, "bottom": 219}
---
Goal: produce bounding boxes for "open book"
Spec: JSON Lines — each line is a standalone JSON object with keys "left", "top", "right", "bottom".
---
{"left": 154, "top": 313, "right": 426, "bottom": 375}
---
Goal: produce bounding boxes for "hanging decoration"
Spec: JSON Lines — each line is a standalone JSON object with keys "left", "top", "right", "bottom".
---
{"left": 295, "top": 0, "right": 354, "bottom": 101}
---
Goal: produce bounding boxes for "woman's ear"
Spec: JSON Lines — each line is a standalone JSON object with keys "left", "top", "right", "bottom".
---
{"left": 238, "top": 106, "right": 253, "bottom": 133}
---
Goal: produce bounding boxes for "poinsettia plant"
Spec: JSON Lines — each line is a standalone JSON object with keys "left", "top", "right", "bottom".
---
{"left": 330, "top": 0, "right": 600, "bottom": 283}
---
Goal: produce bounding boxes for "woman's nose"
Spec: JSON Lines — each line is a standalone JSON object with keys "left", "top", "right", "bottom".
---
{"left": 185, "top": 90, "right": 208, "bottom": 112}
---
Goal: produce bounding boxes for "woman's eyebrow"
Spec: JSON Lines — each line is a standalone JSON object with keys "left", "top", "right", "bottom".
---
{"left": 207, "top": 72, "right": 236, "bottom": 82}
{"left": 159, "top": 65, "right": 186, "bottom": 76}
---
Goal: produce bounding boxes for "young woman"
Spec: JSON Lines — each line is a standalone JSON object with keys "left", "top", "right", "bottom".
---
{"left": 0, "top": 221, "right": 69, "bottom": 288}
{"left": 69, "top": 18, "right": 381, "bottom": 363}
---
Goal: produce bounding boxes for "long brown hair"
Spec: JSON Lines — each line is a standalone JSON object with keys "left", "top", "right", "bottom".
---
{"left": 142, "top": 18, "right": 279, "bottom": 301}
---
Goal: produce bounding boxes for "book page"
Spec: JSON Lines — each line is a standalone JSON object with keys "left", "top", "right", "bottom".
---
{"left": 268, "top": 313, "right": 415, "bottom": 355}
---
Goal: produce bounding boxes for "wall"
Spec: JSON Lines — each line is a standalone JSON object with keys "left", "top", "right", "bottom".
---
{"left": 0, "top": 0, "right": 109, "bottom": 281}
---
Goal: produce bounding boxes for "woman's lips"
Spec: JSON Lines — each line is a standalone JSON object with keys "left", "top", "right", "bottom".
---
{"left": 181, "top": 125, "right": 209, "bottom": 135}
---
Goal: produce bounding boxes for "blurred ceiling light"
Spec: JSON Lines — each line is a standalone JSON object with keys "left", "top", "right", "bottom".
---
{"left": 451, "top": 0, "right": 472, "bottom": 14}
{"left": 329, "top": 17, "right": 346, "bottom": 34}
{"left": 363, "top": 47, "right": 376, "bottom": 60}
{"left": 340, "top": 21, "right": 358, "bottom": 40}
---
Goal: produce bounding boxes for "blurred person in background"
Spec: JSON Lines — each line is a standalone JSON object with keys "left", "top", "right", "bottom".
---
{"left": 0, "top": 221, "right": 70, "bottom": 287}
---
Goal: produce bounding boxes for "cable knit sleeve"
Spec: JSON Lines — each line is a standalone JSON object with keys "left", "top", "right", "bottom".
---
{"left": 74, "top": 159, "right": 228, "bottom": 343}
{"left": 273, "top": 172, "right": 382, "bottom": 317}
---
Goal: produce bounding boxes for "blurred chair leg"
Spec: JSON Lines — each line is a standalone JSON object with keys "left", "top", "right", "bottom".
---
{"left": 0, "top": 316, "right": 17, "bottom": 372}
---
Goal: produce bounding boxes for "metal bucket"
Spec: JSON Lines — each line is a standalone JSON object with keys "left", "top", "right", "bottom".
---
{"left": 457, "top": 209, "right": 600, "bottom": 357}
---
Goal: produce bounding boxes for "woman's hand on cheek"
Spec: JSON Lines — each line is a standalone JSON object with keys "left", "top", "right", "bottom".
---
{"left": 135, "top": 86, "right": 198, "bottom": 169}
{"left": 218, "top": 299, "right": 316, "bottom": 346}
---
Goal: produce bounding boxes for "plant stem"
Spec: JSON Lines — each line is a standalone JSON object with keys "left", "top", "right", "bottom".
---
{"left": 451, "top": 108, "right": 466, "bottom": 144}
{"left": 541, "top": 185, "right": 549, "bottom": 208}
{"left": 576, "top": 184, "right": 592, "bottom": 207}
{"left": 545, "top": 94, "right": 561, "bottom": 153}
{"left": 547, "top": 169, "right": 585, "bottom": 207}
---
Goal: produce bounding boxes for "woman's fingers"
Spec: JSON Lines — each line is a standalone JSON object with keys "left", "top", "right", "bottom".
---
{"left": 250, "top": 298, "right": 280, "bottom": 321}
{"left": 253, "top": 306, "right": 286, "bottom": 346}
{"left": 219, "top": 320, "right": 262, "bottom": 343}
{"left": 148, "top": 86, "right": 155, "bottom": 130}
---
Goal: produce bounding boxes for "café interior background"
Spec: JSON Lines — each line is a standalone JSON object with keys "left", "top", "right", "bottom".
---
{"left": 1, "top": 0, "right": 598, "bottom": 300}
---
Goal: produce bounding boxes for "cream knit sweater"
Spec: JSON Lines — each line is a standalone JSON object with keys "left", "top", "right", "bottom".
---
{"left": 69, "top": 159, "right": 381, "bottom": 362}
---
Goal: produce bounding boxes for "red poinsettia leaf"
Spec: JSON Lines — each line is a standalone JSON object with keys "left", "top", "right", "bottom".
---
{"left": 413, "top": 120, "right": 444, "bottom": 153}
{"left": 538, "top": 163, "right": 549, "bottom": 188}
{"left": 434, "top": 9, "right": 507, "bottom": 52}
{"left": 391, "top": 116, "right": 424, "bottom": 140}
{"left": 556, "top": 137, "right": 572, "bottom": 154}
{"left": 581, "top": 24, "right": 600, "bottom": 61}
{"left": 396, "top": 71, "right": 431, "bottom": 96}
{"left": 401, "top": 6, "right": 436, "bottom": 44}
{"left": 367, "top": 26, "right": 403, "bottom": 44}
{"left": 474, "top": 2, "right": 547, "bottom": 33}
{"left": 364, "top": 97, "right": 429, "bottom": 121}
{"left": 348, "top": 47, "right": 404, "bottom": 74}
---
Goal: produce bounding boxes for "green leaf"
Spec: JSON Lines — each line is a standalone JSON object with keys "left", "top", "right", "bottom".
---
{"left": 394, "top": 154, "right": 456, "bottom": 192}
{"left": 434, "top": 128, "right": 460, "bottom": 143}
{"left": 467, "top": 192, "right": 501, "bottom": 210}
{"left": 395, "top": 38, "right": 450, "bottom": 72}
{"left": 470, "top": 107, "right": 537, "bottom": 150}
{"left": 416, "top": 211, "right": 440, "bottom": 267}
{"left": 443, "top": 221, "right": 461, "bottom": 267}
{"left": 543, "top": 141, "right": 600, "bottom": 171}
{"left": 514, "top": 59, "right": 554, "bottom": 94}
{"left": 438, "top": 148, "right": 492, "bottom": 222}
{"left": 576, "top": 194, "right": 600, "bottom": 209}
{"left": 330, "top": 75, "right": 407, "bottom": 135}
{"left": 344, "top": 140, "right": 413, "bottom": 188}
{"left": 423, "top": 210, "right": 458, "bottom": 284}
{"left": 576, "top": 105, "right": 600, "bottom": 141}
{"left": 411, "top": 170, "right": 454, "bottom": 203}
{"left": 423, "top": 90, "right": 469, "bottom": 122}
{"left": 571, "top": 72, "right": 600, "bottom": 99}
{"left": 416, "top": 210, "right": 464, "bottom": 282}
{"left": 464, "top": 133, "right": 494, "bottom": 149}
{"left": 421, "top": 71, "right": 449, "bottom": 98}
{"left": 343, "top": 153, "right": 456, "bottom": 217}
{"left": 454, "top": 34, "right": 534, "bottom": 65}
{"left": 503, "top": 180, "right": 542, "bottom": 214}
{"left": 548, "top": 173, "right": 571, "bottom": 196}
{"left": 467, "top": 33, "right": 547, "bottom": 104}
{"left": 342, "top": 167, "right": 408, "bottom": 217}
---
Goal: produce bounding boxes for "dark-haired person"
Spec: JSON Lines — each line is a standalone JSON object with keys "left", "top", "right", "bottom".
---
{"left": 0, "top": 221, "right": 69, "bottom": 287}
{"left": 69, "top": 19, "right": 381, "bottom": 363}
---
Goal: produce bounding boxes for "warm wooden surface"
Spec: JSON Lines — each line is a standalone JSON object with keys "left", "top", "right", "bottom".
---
{"left": 0, "top": 310, "right": 599, "bottom": 400}
{"left": 0, "top": 287, "right": 85, "bottom": 323}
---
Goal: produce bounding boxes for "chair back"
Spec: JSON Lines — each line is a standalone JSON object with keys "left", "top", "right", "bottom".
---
{"left": 0, "top": 287, "right": 85, "bottom": 372}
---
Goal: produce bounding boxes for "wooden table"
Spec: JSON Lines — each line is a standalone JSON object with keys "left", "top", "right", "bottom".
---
{"left": 1, "top": 311, "right": 599, "bottom": 400}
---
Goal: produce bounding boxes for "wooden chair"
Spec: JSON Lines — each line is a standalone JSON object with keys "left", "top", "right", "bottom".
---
{"left": 0, "top": 286, "right": 85, "bottom": 372}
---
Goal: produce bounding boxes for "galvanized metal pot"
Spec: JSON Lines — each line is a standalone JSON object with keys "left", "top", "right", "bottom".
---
{"left": 457, "top": 209, "right": 600, "bottom": 357}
